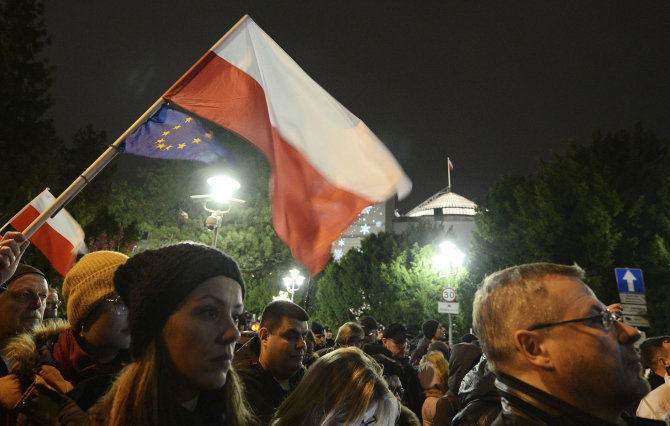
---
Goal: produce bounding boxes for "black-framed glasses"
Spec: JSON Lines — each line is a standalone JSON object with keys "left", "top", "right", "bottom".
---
{"left": 527, "top": 308, "right": 619, "bottom": 332}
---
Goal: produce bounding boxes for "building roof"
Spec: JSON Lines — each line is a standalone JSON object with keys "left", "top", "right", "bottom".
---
{"left": 405, "top": 188, "right": 477, "bottom": 217}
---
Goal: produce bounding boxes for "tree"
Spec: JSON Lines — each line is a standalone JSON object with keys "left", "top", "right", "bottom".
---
{"left": 0, "top": 0, "right": 64, "bottom": 216}
{"left": 101, "top": 131, "right": 296, "bottom": 315}
{"left": 464, "top": 125, "right": 670, "bottom": 335}
{"left": 311, "top": 223, "right": 465, "bottom": 333}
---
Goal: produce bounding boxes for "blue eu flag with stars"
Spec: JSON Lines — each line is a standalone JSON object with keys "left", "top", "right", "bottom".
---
{"left": 123, "top": 103, "right": 228, "bottom": 162}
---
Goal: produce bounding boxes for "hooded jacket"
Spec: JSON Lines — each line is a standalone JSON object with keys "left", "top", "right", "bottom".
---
{"left": 0, "top": 320, "right": 84, "bottom": 425}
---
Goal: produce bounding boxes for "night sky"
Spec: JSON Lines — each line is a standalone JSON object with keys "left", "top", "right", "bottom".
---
{"left": 44, "top": 1, "right": 670, "bottom": 212}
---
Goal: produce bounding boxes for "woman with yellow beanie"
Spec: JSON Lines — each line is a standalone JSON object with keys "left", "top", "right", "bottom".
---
{"left": 57, "top": 250, "right": 131, "bottom": 408}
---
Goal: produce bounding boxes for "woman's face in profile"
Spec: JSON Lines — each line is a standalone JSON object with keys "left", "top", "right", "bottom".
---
{"left": 162, "top": 276, "right": 243, "bottom": 400}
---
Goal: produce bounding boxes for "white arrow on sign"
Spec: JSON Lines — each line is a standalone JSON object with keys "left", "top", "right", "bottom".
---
{"left": 623, "top": 270, "right": 637, "bottom": 292}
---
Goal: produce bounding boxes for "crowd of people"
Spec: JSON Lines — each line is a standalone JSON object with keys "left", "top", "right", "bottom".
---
{"left": 0, "top": 230, "right": 668, "bottom": 425}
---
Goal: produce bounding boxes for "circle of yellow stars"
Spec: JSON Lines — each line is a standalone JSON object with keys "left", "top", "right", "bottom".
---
{"left": 155, "top": 116, "right": 214, "bottom": 151}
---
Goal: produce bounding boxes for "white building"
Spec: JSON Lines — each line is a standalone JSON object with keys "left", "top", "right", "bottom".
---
{"left": 331, "top": 187, "right": 478, "bottom": 260}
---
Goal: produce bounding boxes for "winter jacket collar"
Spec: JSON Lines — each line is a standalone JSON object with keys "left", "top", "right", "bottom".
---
{"left": 494, "top": 372, "right": 663, "bottom": 426}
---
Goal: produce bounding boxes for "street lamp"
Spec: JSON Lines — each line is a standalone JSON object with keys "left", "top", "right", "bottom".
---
{"left": 190, "top": 175, "right": 244, "bottom": 247}
{"left": 282, "top": 269, "right": 305, "bottom": 302}
{"left": 433, "top": 241, "right": 465, "bottom": 346}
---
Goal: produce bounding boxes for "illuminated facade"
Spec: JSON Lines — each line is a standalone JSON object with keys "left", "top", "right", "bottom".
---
{"left": 331, "top": 187, "right": 477, "bottom": 261}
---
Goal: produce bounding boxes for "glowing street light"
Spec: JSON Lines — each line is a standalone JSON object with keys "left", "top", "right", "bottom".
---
{"left": 433, "top": 241, "right": 465, "bottom": 346}
{"left": 283, "top": 269, "right": 305, "bottom": 302}
{"left": 190, "top": 175, "right": 244, "bottom": 247}
{"left": 207, "top": 176, "right": 241, "bottom": 203}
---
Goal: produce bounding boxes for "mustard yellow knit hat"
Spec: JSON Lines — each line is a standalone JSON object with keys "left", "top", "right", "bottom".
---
{"left": 62, "top": 251, "right": 129, "bottom": 329}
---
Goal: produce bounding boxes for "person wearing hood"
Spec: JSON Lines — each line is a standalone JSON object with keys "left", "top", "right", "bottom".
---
{"left": 417, "top": 351, "right": 449, "bottom": 426}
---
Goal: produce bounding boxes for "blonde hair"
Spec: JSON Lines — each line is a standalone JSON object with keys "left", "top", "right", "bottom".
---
{"left": 425, "top": 351, "right": 450, "bottom": 391}
{"left": 270, "top": 347, "right": 398, "bottom": 425}
{"left": 473, "top": 262, "right": 584, "bottom": 370}
{"left": 90, "top": 340, "right": 252, "bottom": 425}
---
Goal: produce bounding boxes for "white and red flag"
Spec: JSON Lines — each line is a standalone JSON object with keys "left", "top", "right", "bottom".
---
{"left": 163, "top": 16, "right": 411, "bottom": 275}
{"left": 3, "top": 189, "right": 86, "bottom": 276}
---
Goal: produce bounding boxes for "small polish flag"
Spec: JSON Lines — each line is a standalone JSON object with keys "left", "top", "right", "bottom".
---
{"left": 448, "top": 158, "right": 454, "bottom": 170}
{"left": 3, "top": 189, "right": 87, "bottom": 276}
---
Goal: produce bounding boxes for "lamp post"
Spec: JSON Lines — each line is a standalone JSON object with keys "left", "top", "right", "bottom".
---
{"left": 433, "top": 241, "right": 465, "bottom": 346}
{"left": 190, "top": 175, "right": 244, "bottom": 248}
{"left": 283, "top": 269, "right": 305, "bottom": 302}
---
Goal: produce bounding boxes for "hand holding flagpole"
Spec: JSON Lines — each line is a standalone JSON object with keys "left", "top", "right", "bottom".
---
{"left": 0, "top": 232, "right": 30, "bottom": 285}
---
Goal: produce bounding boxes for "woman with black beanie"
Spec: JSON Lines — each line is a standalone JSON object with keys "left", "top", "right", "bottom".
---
{"left": 88, "top": 242, "right": 254, "bottom": 425}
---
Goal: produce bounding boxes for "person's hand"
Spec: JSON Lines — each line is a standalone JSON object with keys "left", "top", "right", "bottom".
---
{"left": 38, "top": 365, "right": 73, "bottom": 394}
{"left": 0, "top": 374, "right": 23, "bottom": 409}
{"left": 0, "top": 232, "right": 30, "bottom": 285}
{"left": 608, "top": 303, "right": 623, "bottom": 320}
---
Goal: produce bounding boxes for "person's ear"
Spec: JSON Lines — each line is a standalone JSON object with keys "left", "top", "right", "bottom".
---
{"left": 258, "top": 327, "right": 270, "bottom": 346}
{"left": 513, "top": 330, "right": 554, "bottom": 370}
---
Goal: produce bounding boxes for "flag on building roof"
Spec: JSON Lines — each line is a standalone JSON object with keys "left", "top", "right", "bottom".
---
{"left": 3, "top": 189, "right": 87, "bottom": 276}
{"left": 162, "top": 15, "right": 411, "bottom": 275}
{"left": 123, "top": 103, "right": 228, "bottom": 162}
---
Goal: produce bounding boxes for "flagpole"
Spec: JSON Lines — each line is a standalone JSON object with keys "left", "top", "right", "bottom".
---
{"left": 165, "top": 15, "right": 250, "bottom": 96}
{"left": 21, "top": 98, "right": 165, "bottom": 239}
{"left": 447, "top": 157, "right": 451, "bottom": 192}
{"left": 20, "top": 15, "right": 253, "bottom": 240}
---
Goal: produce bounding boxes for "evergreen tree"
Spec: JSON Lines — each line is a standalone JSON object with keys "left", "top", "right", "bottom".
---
{"left": 0, "top": 0, "right": 63, "bottom": 216}
{"left": 464, "top": 125, "right": 670, "bottom": 335}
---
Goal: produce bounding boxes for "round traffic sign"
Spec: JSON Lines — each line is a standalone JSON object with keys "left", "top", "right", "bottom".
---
{"left": 442, "top": 287, "right": 456, "bottom": 302}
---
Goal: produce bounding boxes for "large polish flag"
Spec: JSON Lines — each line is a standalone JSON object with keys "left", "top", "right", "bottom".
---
{"left": 163, "top": 15, "right": 411, "bottom": 275}
{"left": 3, "top": 189, "right": 87, "bottom": 276}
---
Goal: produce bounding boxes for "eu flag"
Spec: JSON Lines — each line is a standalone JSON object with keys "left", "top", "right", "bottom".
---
{"left": 123, "top": 103, "right": 228, "bottom": 162}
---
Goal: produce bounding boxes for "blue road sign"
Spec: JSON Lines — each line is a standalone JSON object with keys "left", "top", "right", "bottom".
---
{"left": 615, "top": 268, "right": 645, "bottom": 294}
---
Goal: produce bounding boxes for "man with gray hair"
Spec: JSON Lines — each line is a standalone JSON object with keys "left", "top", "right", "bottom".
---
{"left": 473, "top": 262, "right": 658, "bottom": 425}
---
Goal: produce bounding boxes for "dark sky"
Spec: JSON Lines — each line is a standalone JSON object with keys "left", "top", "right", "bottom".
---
{"left": 44, "top": 1, "right": 670, "bottom": 212}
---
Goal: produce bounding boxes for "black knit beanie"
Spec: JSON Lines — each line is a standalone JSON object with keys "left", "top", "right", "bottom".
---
{"left": 113, "top": 242, "right": 245, "bottom": 359}
{"left": 4, "top": 264, "right": 48, "bottom": 286}
{"left": 422, "top": 319, "right": 440, "bottom": 339}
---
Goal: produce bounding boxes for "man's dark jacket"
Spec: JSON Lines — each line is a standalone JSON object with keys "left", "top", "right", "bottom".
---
{"left": 409, "top": 337, "right": 430, "bottom": 366}
{"left": 233, "top": 335, "right": 304, "bottom": 425}
{"left": 491, "top": 372, "right": 664, "bottom": 426}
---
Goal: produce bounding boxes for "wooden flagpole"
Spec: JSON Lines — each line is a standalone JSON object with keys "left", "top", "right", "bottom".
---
{"left": 20, "top": 14, "right": 252, "bottom": 239}
{"left": 21, "top": 98, "right": 165, "bottom": 238}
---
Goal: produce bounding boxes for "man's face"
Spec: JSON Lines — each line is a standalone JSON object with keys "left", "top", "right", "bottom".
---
{"left": 314, "top": 333, "right": 324, "bottom": 346}
{"left": 656, "top": 341, "right": 670, "bottom": 372}
{"left": 383, "top": 336, "right": 406, "bottom": 359}
{"left": 539, "top": 276, "right": 649, "bottom": 409}
{"left": 44, "top": 292, "right": 60, "bottom": 319}
{"left": 261, "top": 316, "right": 308, "bottom": 380}
{"left": 0, "top": 274, "right": 48, "bottom": 338}
{"left": 325, "top": 329, "right": 332, "bottom": 339}
{"left": 434, "top": 324, "right": 446, "bottom": 340}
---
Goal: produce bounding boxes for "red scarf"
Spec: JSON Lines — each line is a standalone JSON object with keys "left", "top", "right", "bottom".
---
{"left": 51, "top": 328, "right": 122, "bottom": 385}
